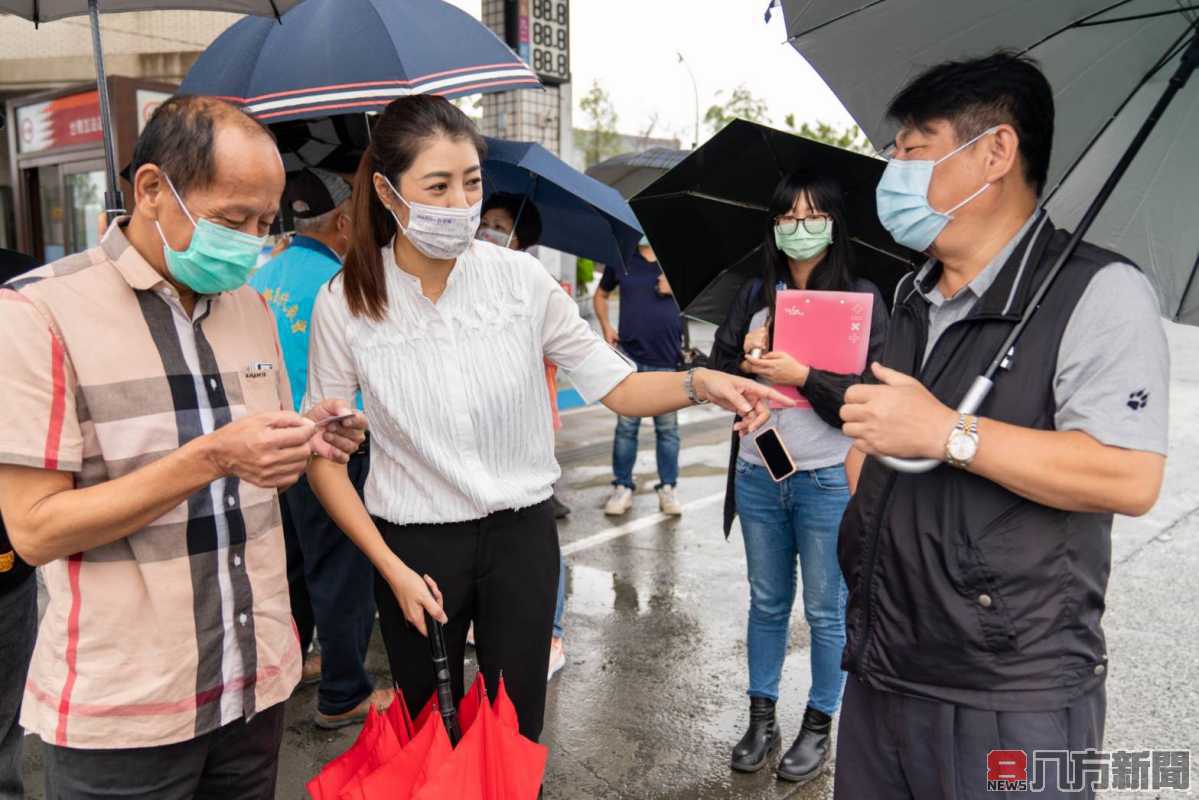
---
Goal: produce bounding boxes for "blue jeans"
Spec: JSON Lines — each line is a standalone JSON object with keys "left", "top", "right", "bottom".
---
{"left": 612, "top": 364, "right": 680, "bottom": 489}
{"left": 735, "top": 459, "right": 849, "bottom": 715}
{"left": 552, "top": 554, "right": 566, "bottom": 639}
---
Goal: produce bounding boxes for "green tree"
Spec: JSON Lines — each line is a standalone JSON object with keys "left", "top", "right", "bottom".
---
{"left": 576, "top": 80, "right": 622, "bottom": 168}
{"left": 704, "top": 85, "right": 771, "bottom": 136}
{"left": 783, "top": 114, "right": 875, "bottom": 155}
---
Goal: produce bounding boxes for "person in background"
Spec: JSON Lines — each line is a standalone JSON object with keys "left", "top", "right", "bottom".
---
{"left": 711, "top": 172, "right": 888, "bottom": 783}
{"left": 835, "top": 53, "right": 1167, "bottom": 799}
{"left": 0, "top": 253, "right": 38, "bottom": 800}
{"left": 478, "top": 192, "right": 570, "bottom": 681}
{"left": 304, "top": 95, "right": 788, "bottom": 745}
{"left": 0, "top": 248, "right": 37, "bottom": 286}
{"left": 0, "top": 96, "right": 365, "bottom": 799}
{"left": 594, "top": 236, "right": 685, "bottom": 516}
{"left": 250, "top": 167, "right": 390, "bottom": 729}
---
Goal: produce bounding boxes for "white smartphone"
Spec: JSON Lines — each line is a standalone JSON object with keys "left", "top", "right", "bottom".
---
{"left": 754, "top": 428, "right": 797, "bottom": 482}
{"left": 315, "top": 412, "right": 355, "bottom": 429}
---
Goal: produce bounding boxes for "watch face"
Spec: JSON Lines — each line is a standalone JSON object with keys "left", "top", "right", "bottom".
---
{"left": 948, "top": 431, "right": 978, "bottom": 462}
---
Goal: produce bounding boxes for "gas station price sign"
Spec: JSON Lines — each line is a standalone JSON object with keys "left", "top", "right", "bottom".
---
{"left": 507, "top": 0, "right": 570, "bottom": 85}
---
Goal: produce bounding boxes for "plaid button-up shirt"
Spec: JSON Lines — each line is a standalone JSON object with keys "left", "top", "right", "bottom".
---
{"left": 0, "top": 222, "right": 301, "bottom": 749}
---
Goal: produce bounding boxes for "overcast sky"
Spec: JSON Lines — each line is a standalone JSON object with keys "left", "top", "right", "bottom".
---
{"left": 443, "top": 0, "right": 858, "bottom": 145}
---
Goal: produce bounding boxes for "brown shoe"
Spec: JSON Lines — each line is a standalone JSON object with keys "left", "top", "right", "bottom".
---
{"left": 300, "top": 652, "right": 322, "bottom": 687}
{"left": 314, "top": 688, "right": 395, "bottom": 730}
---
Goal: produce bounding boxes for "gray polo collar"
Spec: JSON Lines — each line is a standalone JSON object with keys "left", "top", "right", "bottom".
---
{"left": 914, "top": 212, "right": 1041, "bottom": 308}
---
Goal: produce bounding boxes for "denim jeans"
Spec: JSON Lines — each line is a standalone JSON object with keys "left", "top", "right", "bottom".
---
{"left": 735, "top": 459, "right": 849, "bottom": 715}
{"left": 552, "top": 554, "right": 566, "bottom": 640}
{"left": 612, "top": 364, "right": 680, "bottom": 489}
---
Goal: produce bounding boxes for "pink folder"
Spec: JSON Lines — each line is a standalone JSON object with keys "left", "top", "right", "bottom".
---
{"left": 770, "top": 290, "right": 873, "bottom": 409}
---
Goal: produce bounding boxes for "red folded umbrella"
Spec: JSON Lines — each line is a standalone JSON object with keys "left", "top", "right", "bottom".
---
{"left": 341, "top": 708, "right": 454, "bottom": 800}
{"left": 311, "top": 673, "right": 547, "bottom": 799}
{"left": 307, "top": 706, "right": 388, "bottom": 800}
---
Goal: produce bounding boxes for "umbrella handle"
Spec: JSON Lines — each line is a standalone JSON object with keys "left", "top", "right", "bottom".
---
{"left": 878, "top": 375, "right": 993, "bottom": 474}
{"left": 426, "top": 614, "right": 462, "bottom": 746}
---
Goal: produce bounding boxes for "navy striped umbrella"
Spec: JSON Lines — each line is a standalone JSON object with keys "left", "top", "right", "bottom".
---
{"left": 2, "top": 0, "right": 302, "bottom": 215}
{"left": 178, "top": 0, "right": 541, "bottom": 124}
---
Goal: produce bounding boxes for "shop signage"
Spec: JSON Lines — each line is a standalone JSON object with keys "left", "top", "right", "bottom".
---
{"left": 17, "top": 91, "right": 104, "bottom": 155}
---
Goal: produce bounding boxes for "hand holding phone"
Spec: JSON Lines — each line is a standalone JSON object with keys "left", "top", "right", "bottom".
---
{"left": 315, "top": 411, "right": 356, "bottom": 429}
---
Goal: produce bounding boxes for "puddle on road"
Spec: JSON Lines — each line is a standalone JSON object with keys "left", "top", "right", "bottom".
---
{"left": 565, "top": 562, "right": 691, "bottom": 618}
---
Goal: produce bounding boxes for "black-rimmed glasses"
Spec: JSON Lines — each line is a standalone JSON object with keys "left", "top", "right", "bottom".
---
{"left": 776, "top": 215, "right": 831, "bottom": 235}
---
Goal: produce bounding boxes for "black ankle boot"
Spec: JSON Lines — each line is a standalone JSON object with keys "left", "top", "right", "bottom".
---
{"left": 730, "top": 697, "right": 781, "bottom": 773}
{"left": 776, "top": 706, "right": 832, "bottom": 783}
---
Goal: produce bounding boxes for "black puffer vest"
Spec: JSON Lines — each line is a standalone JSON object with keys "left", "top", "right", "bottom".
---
{"left": 840, "top": 215, "right": 1133, "bottom": 709}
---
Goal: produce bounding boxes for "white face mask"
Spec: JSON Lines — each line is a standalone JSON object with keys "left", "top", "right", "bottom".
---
{"left": 377, "top": 173, "right": 481, "bottom": 260}
{"left": 476, "top": 225, "right": 514, "bottom": 248}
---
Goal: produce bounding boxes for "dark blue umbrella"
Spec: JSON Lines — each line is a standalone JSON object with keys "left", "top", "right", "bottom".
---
{"left": 178, "top": 0, "right": 541, "bottom": 124}
{"left": 483, "top": 138, "right": 643, "bottom": 268}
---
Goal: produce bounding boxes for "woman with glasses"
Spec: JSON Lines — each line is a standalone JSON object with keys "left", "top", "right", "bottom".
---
{"left": 711, "top": 171, "right": 889, "bottom": 784}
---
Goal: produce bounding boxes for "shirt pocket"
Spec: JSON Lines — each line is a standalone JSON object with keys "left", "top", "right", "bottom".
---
{"left": 238, "top": 367, "right": 282, "bottom": 416}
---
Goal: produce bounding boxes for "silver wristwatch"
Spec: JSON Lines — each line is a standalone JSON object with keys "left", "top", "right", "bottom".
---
{"left": 684, "top": 368, "right": 707, "bottom": 405}
{"left": 945, "top": 413, "right": 980, "bottom": 468}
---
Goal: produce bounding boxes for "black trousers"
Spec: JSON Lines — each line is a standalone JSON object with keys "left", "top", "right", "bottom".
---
{"left": 0, "top": 578, "right": 36, "bottom": 800}
{"left": 282, "top": 447, "right": 376, "bottom": 715}
{"left": 42, "top": 702, "right": 285, "bottom": 800}
{"left": 834, "top": 677, "right": 1105, "bottom": 800}
{"left": 374, "top": 500, "right": 559, "bottom": 742}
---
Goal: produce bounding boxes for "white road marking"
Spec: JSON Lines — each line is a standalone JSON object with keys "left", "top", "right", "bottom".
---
{"left": 561, "top": 491, "right": 725, "bottom": 556}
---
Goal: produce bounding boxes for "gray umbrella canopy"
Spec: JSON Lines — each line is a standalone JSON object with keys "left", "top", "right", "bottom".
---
{"left": 781, "top": 0, "right": 1199, "bottom": 323}
{"left": 586, "top": 147, "right": 691, "bottom": 199}
{"left": 0, "top": 1, "right": 300, "bottom": 22}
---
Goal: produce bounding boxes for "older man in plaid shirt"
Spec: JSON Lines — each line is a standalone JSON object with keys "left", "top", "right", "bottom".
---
{"left": 0, "top": 96, "right": 366, "bottom": 799}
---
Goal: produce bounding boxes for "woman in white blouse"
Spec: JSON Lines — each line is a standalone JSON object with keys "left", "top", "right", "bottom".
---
{"left": 306, "top": 96, "right": 788, "bottom": 743}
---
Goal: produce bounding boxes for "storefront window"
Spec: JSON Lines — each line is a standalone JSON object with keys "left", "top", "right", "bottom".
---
{"left": 66, "top": 169, "right": 105, "bottom": 255}
{"left": 37, "top": 166, "right": 66, "bottom": 263}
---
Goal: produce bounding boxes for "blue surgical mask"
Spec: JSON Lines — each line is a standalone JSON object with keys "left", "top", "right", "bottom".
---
{"left": 155, "top": 174, "right": 267, "bottom": 294}
{"left": 875, "top": 126, "right": 998, "bottom": 252}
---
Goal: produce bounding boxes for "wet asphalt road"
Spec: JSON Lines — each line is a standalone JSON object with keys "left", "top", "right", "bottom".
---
{"left": 19, "top": 324, "right": 1199, "bottom": 799}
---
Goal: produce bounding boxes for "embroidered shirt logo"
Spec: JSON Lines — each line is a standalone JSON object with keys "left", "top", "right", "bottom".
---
{"left": 245, "top": 362, "right": 274, "bottom": 379}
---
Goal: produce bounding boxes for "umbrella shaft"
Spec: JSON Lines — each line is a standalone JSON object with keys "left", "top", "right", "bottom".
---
{"left": 88, "top": 0, "right": 125, "bottom": 216}
{"left": 985, "top": 25, "right": 1199, "bottom": 379}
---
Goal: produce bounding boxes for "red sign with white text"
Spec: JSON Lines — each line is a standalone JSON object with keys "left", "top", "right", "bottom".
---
{"left": 17, "top": 91, "right": 104, "bottom": 154}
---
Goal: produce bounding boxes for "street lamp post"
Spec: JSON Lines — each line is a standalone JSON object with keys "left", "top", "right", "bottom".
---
{"left": 676, "top": 52, "right": 699, "bottom": 149}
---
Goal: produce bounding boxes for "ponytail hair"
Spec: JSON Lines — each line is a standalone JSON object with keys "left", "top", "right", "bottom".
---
{"left": 342, "top": 95, "right": 487, "bottom": 320}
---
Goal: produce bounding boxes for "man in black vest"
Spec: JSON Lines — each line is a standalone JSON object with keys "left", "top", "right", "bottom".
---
{"left": 834, "top": 53, "right": 1169, "bottom": 799}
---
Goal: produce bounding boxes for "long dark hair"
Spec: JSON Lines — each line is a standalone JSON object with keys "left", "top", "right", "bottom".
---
{"left": 761, "top": 172, "right": 856, "bottom": 334}
{"left": 343, "top": 95, "right": 487, "bottom": 320}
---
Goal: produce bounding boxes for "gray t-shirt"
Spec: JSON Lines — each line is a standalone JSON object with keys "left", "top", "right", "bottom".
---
{"left": 737, "top": 307, "right": 855, "bottom": 471}
{"left": 912, "top": 215, "right": 1170, "bottom": 455}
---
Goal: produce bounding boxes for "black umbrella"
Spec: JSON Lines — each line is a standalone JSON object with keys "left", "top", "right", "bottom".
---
{"left": 630, "top": 119, "right": 920, "bottom": 326}
{"left": 1, "top": 0, "right": 303, "bottom": 218}
{"left": 426, "top": 615, "right": 461, "bottom": 746}
{"left": 778, "top": 2, "right": 1199, "bottom": 473}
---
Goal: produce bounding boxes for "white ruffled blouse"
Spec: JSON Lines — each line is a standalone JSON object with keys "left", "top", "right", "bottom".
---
{"left": 307, "top": 239, "right": 634, "bottom": 525}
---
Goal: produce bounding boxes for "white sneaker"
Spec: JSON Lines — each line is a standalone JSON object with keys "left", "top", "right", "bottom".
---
{"left": 657, "top": 485, "right": 683, "bottom": 516}
{"left": 547, "top": 637, "right": 566, "bottom": 681}
{"left": 604, "top": 486, "right": 634, "bottom": 516}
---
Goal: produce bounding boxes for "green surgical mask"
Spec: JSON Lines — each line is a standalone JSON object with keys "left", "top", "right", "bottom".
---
{"left": 156, "top": 174, "right": 267, "bottom": 294}
{"left": 774, "top": 222, "right": 834, "bottom": 261}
